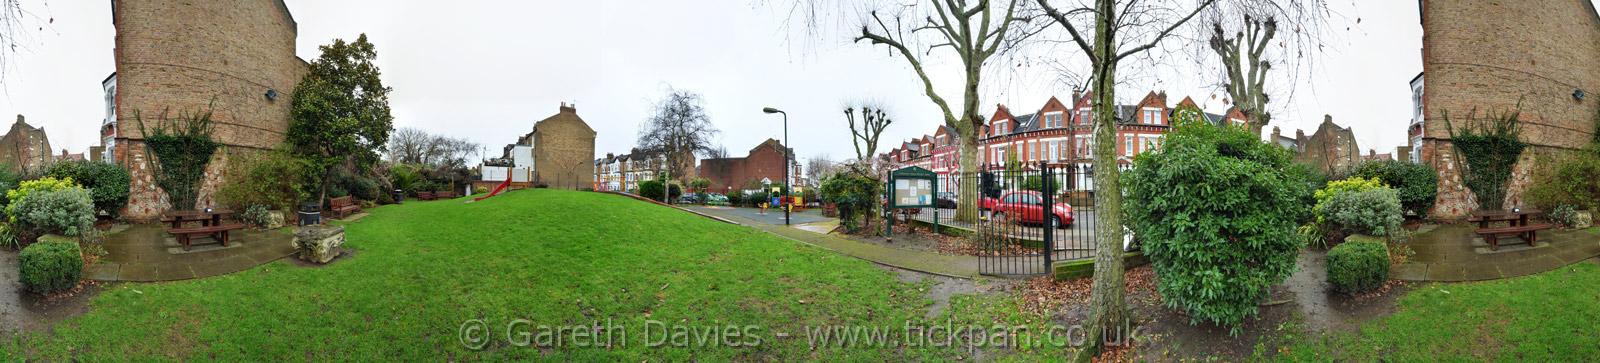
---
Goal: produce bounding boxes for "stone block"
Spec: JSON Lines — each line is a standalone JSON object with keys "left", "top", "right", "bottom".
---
{"left": 1571, "top": 211, "right": 1593, "bottom": 230}
{"left": 262, "top": 211, "right": 285, "bottom": 230}
{"left": 293, "top": 225, "right": 344, "bottom": 264}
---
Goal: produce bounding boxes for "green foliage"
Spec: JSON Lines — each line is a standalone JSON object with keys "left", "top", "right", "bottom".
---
{"left": 0, "top": 224, "right": 16, "bottom": 250}
{"left": 17, "top": 239, "right": 82, "bottom": 294}
{"left": 1443, "top": 108, "right": 1527, "bottom": 210}
{"left": 136, "top": 106, "right": 219, "bottom": 211}
{"left": 820, "top": 173, "right": 881, "bottom": 232}
{"left": 1326, "top": 240, "right": 1389, "bottom": 294}
{"left": 689, "top": 177, "right": 711, "bottom": 192}
{"left": 1351, "top": 160, "right": 1438, "bottom": 216}
{"left": 240, "top": 204, "right": 275, "bottom": 228}
{"left": 289, "top": 34, "right": 394, "bottom": 205}
{"left": 388, "top": 163, "right": 423, "bottom": 195}
{"left": 1171, "top": 103, "right": 1206, "bottom": 127}
{"left": 7, "top": 178, "right": 96, "bottom": 238}
{"left": 1322, "top": 188, "right": 1404, "bottom": 237}
{"left": 473, "top": 186, "right": 488, "bottom": 195}
{"left": 44, "top": 160, "right": 130, "bottom": 218}
{"left": 727, "top": 192, "right": 744, "bottom": 206}
{"left": 1526, "top": 152, "right": 1600, "bottom": 211}
{"left": 1122, "top": 120, "right": 1312, "bottom": 332}
{"left": 636, "top": 180, "right": 682, "bottom": 202}
{"left": 1551, "top": 204, "right": 1583, "bottom": 228}
{"left": 1020, "top": 175, "right": 1060, "bottom": 196}
{"left": 217, "top": 151, "right": 312, "bottom": 211}
{"left": 1314, "top": 177, "right": 1388, "bottom": 224}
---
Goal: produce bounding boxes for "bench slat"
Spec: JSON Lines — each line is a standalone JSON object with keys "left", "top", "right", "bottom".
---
{"left": 1475, "top": 224, "right": 1554, "bottom": 234}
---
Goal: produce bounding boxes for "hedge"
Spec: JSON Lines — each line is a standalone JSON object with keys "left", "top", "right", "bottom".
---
{"left": 18, "top": 239, "right": 83, "bottom": 293}
{"left": 1327, "top": 239, "right": 1389, "bottom": 294}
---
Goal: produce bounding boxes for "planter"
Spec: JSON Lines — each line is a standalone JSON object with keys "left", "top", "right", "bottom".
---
{"left": 293, "top": 225, "right": 345, "bottom": 264}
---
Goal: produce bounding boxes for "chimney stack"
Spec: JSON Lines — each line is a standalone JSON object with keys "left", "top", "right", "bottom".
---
{"left": 559, "top": 102, "right": 576, "bottom": 114}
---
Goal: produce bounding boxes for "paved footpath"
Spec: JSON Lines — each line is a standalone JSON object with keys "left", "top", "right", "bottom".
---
{"left": 683, "top": 206, "right": 981, "bottom": 279}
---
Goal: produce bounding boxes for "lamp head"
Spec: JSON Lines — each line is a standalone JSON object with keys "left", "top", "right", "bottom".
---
{"left": 763, "top": 107, "right": 782, "bottom": 114}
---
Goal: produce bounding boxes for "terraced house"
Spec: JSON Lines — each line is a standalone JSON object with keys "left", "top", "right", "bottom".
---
{"left": 889, "top": 92, "right": 1248, "bottom": 191}
{"left": 887, "top": 91, "right": 1251, "bottom": 192}
{"left": 592, "top": 149, "right": 668, "bottom": 192}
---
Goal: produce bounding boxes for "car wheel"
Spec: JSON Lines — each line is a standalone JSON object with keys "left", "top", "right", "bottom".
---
{"left": 992, "top": 212, "right": 1007, "bottom": 225}
{"left": 1052, "top": 215, "right": 1065, "bottom": 229}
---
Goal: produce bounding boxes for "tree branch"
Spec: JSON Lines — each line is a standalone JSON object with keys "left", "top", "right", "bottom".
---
{"left": 1114, "top": 0, "right": 1217, "bottom": 62}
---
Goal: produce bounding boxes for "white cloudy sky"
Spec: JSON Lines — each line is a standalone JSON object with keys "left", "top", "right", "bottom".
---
{"left": 1, "top": 0, "right": 1430, "bottom": 163}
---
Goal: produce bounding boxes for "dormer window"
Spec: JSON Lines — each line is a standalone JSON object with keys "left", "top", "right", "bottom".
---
{"left": 1079, "top": 109, "right": 1091, "bottom": 125}
{"left": 1142, "top": 108, "right": 1161, "bottom": 125}
{"left": 1044, "top": 112, "right": 1064, "bottom": 128}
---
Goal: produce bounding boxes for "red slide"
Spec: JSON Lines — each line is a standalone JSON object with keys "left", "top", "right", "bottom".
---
{"left": 473, "top": 169, "right": 514, "bottom": 202}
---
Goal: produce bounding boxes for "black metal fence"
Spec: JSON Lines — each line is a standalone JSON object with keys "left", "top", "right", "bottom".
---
{"left": 899, "top": 163, "right": 1098, "bottom": 276}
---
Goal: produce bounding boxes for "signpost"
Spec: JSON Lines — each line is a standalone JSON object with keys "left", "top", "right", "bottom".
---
{"left": 886, "top": 166, "right": 938, "bottom": 237}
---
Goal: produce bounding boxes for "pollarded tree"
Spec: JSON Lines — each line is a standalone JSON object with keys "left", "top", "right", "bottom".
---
{"left": 779, "top": 0, "right": 1040, "bottom": 222}
{"left": 1204, "top": 3, "right": 1329, "bottom": 136}
{"left": 288, "top": 34, "right": 394, "bottom": 210}
{"left": 843, "top": 103, "right": 892, "bottom": 163}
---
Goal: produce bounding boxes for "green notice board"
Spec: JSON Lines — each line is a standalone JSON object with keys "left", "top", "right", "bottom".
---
{"left": 889, "top": 166, "right": 936, "bottom": 208}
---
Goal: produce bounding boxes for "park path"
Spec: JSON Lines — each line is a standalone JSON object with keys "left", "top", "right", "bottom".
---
{"left": 682, "top": 206, "right": 981, "bottom": 279}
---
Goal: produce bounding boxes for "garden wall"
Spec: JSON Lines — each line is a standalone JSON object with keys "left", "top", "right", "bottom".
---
{"left": 110, "top": 0, "right": 309, "bottom": 219}
{"left": 1419, "top": 0, "right": 1600, "bottom": 218}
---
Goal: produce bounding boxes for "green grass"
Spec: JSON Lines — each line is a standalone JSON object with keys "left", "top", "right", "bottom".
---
{"left": 1, "top": 189, "right": 977, "bottom": 360}
{"left": 1268, "top": 261, "right": 1600, "bottom": 361}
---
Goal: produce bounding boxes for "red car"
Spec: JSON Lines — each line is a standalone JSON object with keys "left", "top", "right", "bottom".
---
{"left": 989, "top": 191, "right": 1074, "bottom": 228}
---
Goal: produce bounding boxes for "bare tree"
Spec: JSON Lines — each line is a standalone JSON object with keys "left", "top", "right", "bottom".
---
{"left": 1035, "top": 0, "right": 1214, "bottom": 358}
{"left": 1205, "top": 3, "right": 1330, "bottom": 136}
{"left": 707, "top": 144, "right": 730, "bottom": 160}
{"left": 805, "top": 154, "right": 836, "bottom": 186}
{"left": 0, "top": 0, "right": 44, "bottom": 84}
{"left": 839, "top": 0, "right": 1044, "bottom": 223}
{"left": 637, "top": 87, "right": 720, "bottom": 182}
{"left": 842, "top": 103, "right": 893, "bottom": 162}
{"left": 388, "top": 127, "right": 432, "bottom": 164}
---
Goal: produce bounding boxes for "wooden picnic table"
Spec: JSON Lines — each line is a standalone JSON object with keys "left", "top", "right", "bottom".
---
{"left": 1469, "top": 209, "right": 1552, "bottom": 250}
{"left": 1469, "top": 209, "right": 1542, "bottom": 229}
{"left": 162, "top": 209, "right": 235, "bottom": 229}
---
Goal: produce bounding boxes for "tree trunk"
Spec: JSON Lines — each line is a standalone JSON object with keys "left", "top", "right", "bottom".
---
{"left": 955, "top": 131, "right": 980, "bottom": 222}
{"left": 1080, "top": 0, "right": 1127, "bottom": 358}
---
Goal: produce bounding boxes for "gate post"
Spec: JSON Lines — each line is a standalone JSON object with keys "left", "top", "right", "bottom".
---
{"left": 1041, "top": 161, "right": 1054, "bottom": 270}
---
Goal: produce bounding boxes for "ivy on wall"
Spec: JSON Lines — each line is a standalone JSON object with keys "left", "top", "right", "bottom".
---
{"left": 1443, "top": 106, "right": 1527, "bottom": 211}
{"left": 135, "top": 105, "right": 220, "bottom": 211}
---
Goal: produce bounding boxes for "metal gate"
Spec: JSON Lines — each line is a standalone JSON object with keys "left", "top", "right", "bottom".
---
{"left": 966, "top": 163, "right": 1099, "bottom": 276}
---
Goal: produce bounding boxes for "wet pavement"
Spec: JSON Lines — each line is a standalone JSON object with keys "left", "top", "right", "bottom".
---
{"left": 1394, "top": 224, "right": 1600, "bottom": 281}
{"left": 0, "top": 249, "right": 103, "bottom": 336}
{"left": 680, "top": 205, "right": 828, "bottom": 225}
{"left": 87, "top": 223, "right": 297, "bottom": 282}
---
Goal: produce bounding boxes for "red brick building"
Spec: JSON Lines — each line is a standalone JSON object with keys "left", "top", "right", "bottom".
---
{"left": 886, "top": 91, "right": 1234, "bottom": 191}
{"left": 697, "top": 139, "right": 801, "bottom": 194}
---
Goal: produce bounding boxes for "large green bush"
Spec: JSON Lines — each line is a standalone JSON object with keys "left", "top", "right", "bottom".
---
{"left": 44, "top": 160, "right": 131, "bottom": 217}
{"left": 1351, "top": 160, "right": 1438, "bottom": 216}
{"left": 1322, "top": 188, "right": 1404, "bottom": 237}
{"left": 820, "top": 173, "right": 880, "bottom": 232}
{"left": 217, "top": 151, "right": 312, "bottom": 211}
{"left": 636, "top": 180, "right": 682, "bottom": 202}
{"left": 17, "top": 239, "right": 83, "bottom": 293}
{"left": 1123, "top": 120, "right": 1312, "bottom": 332}
{"left": 1326, "top": 240, "right": 1389, "bottom": 294}
{"left": 6, "top": 178, "right": 96, "bottom": 238}
{"left": 1526, "top": 153, "right": 1600, "bottom": 212}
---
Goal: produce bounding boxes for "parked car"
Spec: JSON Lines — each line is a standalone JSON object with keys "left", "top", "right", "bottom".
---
{"left": 679, "top": 194, "right": 701, "bottom": 204}
{"left": 989, "top": 191, "right": 1074, "bottom": 228}
{"left": 935, "top": 192, "right": 958, "bottom": 209}
{"left": 705, "top": 193, "right": 730, "bottom": 206}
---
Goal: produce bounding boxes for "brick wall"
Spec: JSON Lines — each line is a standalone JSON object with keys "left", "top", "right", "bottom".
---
{"left": 532, "top": 104, "right": 597, "bottom": 190}
{"left": 1294, "top": 115, "right": 1361, "bottom": 176}
{"left": 0, "top": 115, "right": 54, "bottom": 175}
{"left": 111, "top": 0, "right": 307, "bottom": 219}
{"left": 698, "top": 139, "right": 791, "bottom": 193}
{"left": 1421, "top": 0, "right": 1600, "bottom": 218}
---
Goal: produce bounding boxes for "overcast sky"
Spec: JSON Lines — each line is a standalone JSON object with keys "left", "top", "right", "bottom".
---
{"left": 2, "top": 0, "right": 1434, "bottom": 163}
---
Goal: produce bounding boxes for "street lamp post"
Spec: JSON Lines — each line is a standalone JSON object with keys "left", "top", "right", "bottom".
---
{"left": 763, "top": 107, "right": 790, "bottom": 225}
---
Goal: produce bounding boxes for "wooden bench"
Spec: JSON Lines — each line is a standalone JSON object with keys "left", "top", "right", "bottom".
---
{"left": 169, "top": 223, "right": 245, "bottom": 250}
{"left": 329, "top": 196, "right": 361, "bottom": 219}
{"left": 1476, "top": 223, "right": 1554, "bottom": 250}
{"left": 436, "top": 190, "right": 456, "bottom": 199}
{"left": 417, "top": 191, "right": 435, "bottom": 201}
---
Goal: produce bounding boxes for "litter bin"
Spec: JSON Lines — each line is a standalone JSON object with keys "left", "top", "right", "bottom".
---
{"left": 297, "top": 202, "right": 322, "bottom": 226}
{"left": 391, "top": 189, "right": 405, "bottom": 204}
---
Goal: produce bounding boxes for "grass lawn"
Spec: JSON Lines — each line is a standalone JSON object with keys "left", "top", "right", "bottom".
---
{"left": 1, "top": 189, "right": 990, "bottom": 360}
{"left": 1267, "top": 261, "right": 1600, "bottom": 361}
